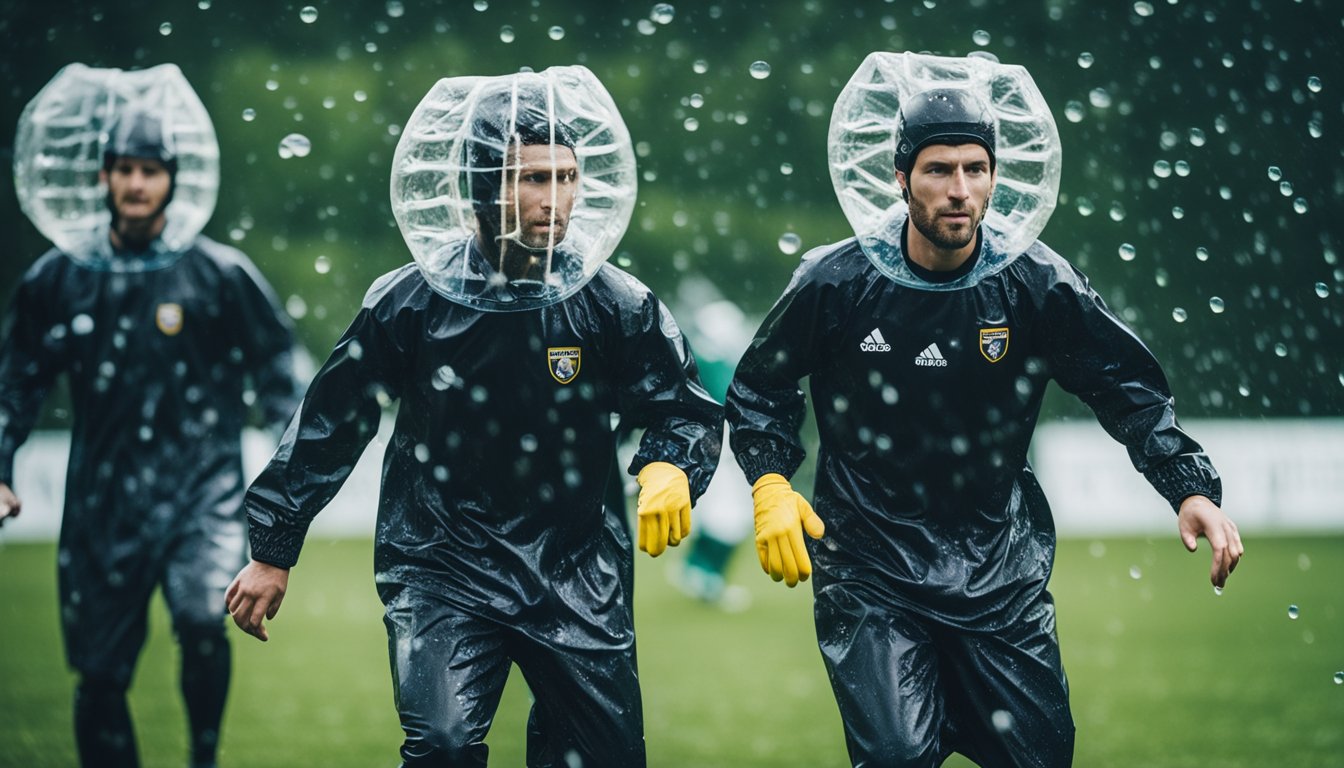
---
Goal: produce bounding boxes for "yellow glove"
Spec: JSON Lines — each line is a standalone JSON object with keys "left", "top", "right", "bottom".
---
{"left": 751, "top": 473, "right": 826, "bottom": 587}
{"left": 636, "top": 462, "right": 692, "bottom": 557}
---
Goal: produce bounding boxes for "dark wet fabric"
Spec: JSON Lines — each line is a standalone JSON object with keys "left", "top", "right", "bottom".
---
{"left": 244, "top": 257, "right": 719, "bottom": 763}
{"left": 0, "top": 237, "right": 301, "bottom": 677}
{"left": 726, "top": 221, "right": 1218, "bottom": 765}
{"left": 816, "top": 582, "right": 1073, "bottom": 767}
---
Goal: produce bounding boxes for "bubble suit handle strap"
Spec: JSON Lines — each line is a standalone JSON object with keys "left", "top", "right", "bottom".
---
{"left": 828, "top": 51, "right": 1061, "bottom": 271}
{"left": 14, "top": 63, "right": 219, "bottom": 269}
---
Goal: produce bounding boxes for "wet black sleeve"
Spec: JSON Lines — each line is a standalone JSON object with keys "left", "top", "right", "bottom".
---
{"left": 225, "top": 256, "right": 302, "bottom": 430}
{"left": 1044, "top": 268, "right": 1221, "bottom": 511}
{"left": 244, "top": 302, "right": 404, "bottom": 568}
{"left": 724, "top": 267, "right": 827, "bottom": 484}
{"left": 614, "top": 293, "right": 723, "bottom": 501}
{"left": 0, "top": 272, "right": 60, "bottom": 486}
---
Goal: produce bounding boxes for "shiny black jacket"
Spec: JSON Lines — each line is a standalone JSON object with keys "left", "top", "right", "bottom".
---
{"left": 727, "top": 227, "right": 1221, "bottom": 631}
{"left": 0, "top": 237, "right": 300, "bottom": 574}
{"left": 245, "top": 261, "right": 721, "bottom": 636}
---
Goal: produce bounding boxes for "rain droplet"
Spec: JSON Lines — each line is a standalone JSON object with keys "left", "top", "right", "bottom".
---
{"left": 1133, "top": 1, "right": 1154, "bottom": 16}
{"left": 1315, "top": 282, "right": 1330, "bottom": 298}
{"left": 1077, "top": 52, "right": 1094, "bottom": 69}
{"left": 991, "top": 710, "right": 1014, "bottom": 732}
{"left": 1174, "top": 160, "right": 1190, "bottom": 176}
{"left": 431, "top": 366, "right": 459, "bottom": 391}
{"left": 1288, "top": 604, "right": 1300, "bottom": 620}
{"left": 1188, "top": 128, "right": 1206, "bottom": 147}
{"left": 1129, "top": 565, "right": 1142, "bottom": 580}
{"left": 1279, "top": 180, "right": 1293, "bottom": 196}
{"left": 499, "top": 25, "right": 514, "bottom": 43}
{"left": 322, "top": 96, "right": 336, "bottom": 109}
{"left": 386, "top": 1, "right": 404, "bottom": 18}
{"left": 71, "top": 314, "right": 95, "bottom": 335}
{"left": 414, "top": 443, "right": 430, "bottom": 463}
{"left": 1171, "top": 307, "right": 1187, "bottom": 322}
{"left": 692, "top": 59, "right": 708, "bottom": 74}
{"left": 749, "top": 61, "right": 772, "bottom": 79}
{"left": 1153, "top": 160, "right": 1172, "bottom": 178}
{"left": 1334, "top": 671, "right": 1344, "bottom": 685}
{"left": 473, "top": 0, "right": 487, "bottom": 9}
{"left": 1308, "top": 119, "right": 1323, "bottom": 139}
{"left": 1274, "top": 343, "right": 1288, "bottom": 357}
{"left": 1089, "top": 88, "right": 1113, "bottom": 108}
{"left": 1064, "top": 101, "right": 1085, "bottom": 123}
{"left": 314, "top": 255, "right": 331, "bottom": 274}
{"left": 652, "top": 3, "right": 675, "bottom": 24}
{"left": 548, "top": 25, "right": 564, "bottom": 40}
{"left": 278, "top": 133, "right": 312, "bottom": 159}
{"left": 972, "top": 29, "right": 991, "bottom": 46}
{"left": 688, "top": 93, "right": 704, "bottom": 108}
{"left": 779, "top": 162, "right": 793, "bottom": 175}
{"left": 242, "top": 108, "right": 256, "bottom": 122}
{"left": 1108, "top": 202, "right": 1126, "bottom": 222}
{"left": 1213, "top": 585, "right": 1223, "bottom": 596}
{"left": 1076, "top": 197, "right": 1094, "bottom": 216}
{"left": 300, "top": 5, "right": 317, "bottom": 23}
{"left": 1195, "top": 246, "right": 1209, "bottom": 261}
{"left": 1307, "top": 76, "right": 1322, "bottom": 93}
{"left": 1171, "top": 206, "right": 1185, "bottom": 220}
{"left": 353, "top": 90, "right": 368, "bottom": 102}
{"left": 778, "top": 233, "right": 801, "bottom": 255}
{"left": 1118, "top": 243, "right": 1136, "bottom": 261}
{"left": 198, "top": 0, "right": 211, "bottom": 8}
{"left": 682, "top": 117, "right": 699, "bottom": 132}
{"left": 1294, "top": 198, "right": 1309, "bottom": 214}
{"left": 1208, "top": 297, "right": 1225, "bottom": 313}
{"left": 1267, "top": 165, "right": 1282, "bottom": 181}
{"left": 159, "top": 21, "right": 173, "bottom": 36}
{"left": 265, "top": 79, "right": 279, "bottom": 92}
{"left": 1298, "top": 554, "right": 1312, "bottom": 571}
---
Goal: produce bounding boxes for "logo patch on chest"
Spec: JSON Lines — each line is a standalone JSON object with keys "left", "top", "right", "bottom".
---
{"left": 155, "top": 303, "right": 184, "bottom": 336}
{"left": 548, "top": 347, "right": 581, "bottom": 384}
{"left": 979, "top": 327, "right": 1009, "bottom": 362}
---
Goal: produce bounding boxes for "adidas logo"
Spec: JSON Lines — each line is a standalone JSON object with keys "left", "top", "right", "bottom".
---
{"left": 914, "top": 343, "right": 948, "bottom": 367}
{"left": 859, "top": 328, "right": 891, "bottom": 352}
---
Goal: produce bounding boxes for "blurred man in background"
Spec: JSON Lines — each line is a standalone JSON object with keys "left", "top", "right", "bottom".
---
{"left": 0, "top": 108, "right": 300, "bottom": 768}
{"left": 726, "top": 87, "right": 1243, "bottom": 766}
{"left": 225, "top": 75, "right": 721, "bottom": 767}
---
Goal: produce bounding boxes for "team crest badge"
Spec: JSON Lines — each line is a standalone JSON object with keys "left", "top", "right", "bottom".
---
{"left": 548, "top": 347, "right": 581, "bottom": 384}
{"left": 979, "top": 327, "right": 1009, "bottom": 363}
{"left": 155, "top": 303, "right": 184, "bottom": 336}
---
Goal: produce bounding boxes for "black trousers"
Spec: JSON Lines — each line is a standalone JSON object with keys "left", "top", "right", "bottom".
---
{"left": 383, "top": 584, "right": 646, "bottom": 768}
{"left": 815, "top": 583, "right": 1074, "bottom": 768}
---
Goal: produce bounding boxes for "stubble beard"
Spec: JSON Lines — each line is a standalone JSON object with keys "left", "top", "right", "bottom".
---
{"left": 908, "top": 195, "right": 986, "bottom": 251}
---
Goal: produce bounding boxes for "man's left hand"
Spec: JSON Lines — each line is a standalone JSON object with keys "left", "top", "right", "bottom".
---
{"left": 1177, "top": 495, "right": 1244, "bottom": 589}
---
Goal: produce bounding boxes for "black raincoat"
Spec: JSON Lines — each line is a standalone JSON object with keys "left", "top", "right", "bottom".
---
{"left": 0, "top": 237, "right": 299, "bottom": 642}
{"left": 727, "top": 227, "right": 1222, "bottom": 632}
{"left": 244, "top": 259, "right": 722, "bottom": 641}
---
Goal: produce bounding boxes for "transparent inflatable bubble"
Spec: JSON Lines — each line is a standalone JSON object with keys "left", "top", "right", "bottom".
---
{"left": 390, "top": 66, "right": 637, "bottom": 311}
{"left": 828, "top": 52, "right": 1061, "bottom": 287}
{"left": 14, "top": 63, "right": 219, "bottom": 270}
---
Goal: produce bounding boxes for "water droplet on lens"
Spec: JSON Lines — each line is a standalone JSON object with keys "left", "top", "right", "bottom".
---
{"left": 386, "top": 1, "right": 404, "bottom": 18}
{"left": 778, "top": 233, "right": 801, "bottom": 255}
{"left": 499, "top": 25, "right": 514, "bottom": 42}
{"left": 71, "top": 314, "right": 95, "bottom": 335}
{"left": 314, "top": 255, "right": 331, "bottom": 274}
{"left": 300, "top": 5, "right": 317, "bottom": 22}
{"left": 682, "top": 117, "right": 699, "bottom": 132}
{"left": 1133, "top": 1, "right": 1154, "bottom": 16}
{"left": 1195, "top": 246, "right": 1209, "bottom": 261}
{"left": 1076, "top": 197, "right": 1094, "bottom": 216}
{"left": 1064, "top": 100, "right": 1085, "bottom": 123}
{"left": 159, "top": 21, "right": 173, "bottom": 36}
{"left": 1089, "top": 88, "right": 1112, "bottom": 108}
{"left": 1118, "top": 243, "right": 1136, "bottom": 261}
{"left": 652, "top": 3, "right": 675, "bottom": 24}
{"left": 1274, "top": 343, "right": 1288, "bottom": 357}
{"left": 1188, "top": 128, "right": 1206, "bottom": 146}
{"left": 991, "top": 710, "right": 1014, "bottom": 732}
{"left": 1267, "top": 165, "right": 1282, "bottom": 181}
{"left": 473, "top": 0, "right": 487, "bottom": 9}
{"left": 692, "top": 59, "right": 708, "bottom": 74}
{"left": 1334, "top": 671, "right": 1344, "bottom": 685}
{"left": 972, "top": 29, "right": 991, "bottom": 45}
{"left": 353, "top": 90, "right": 368, "bottom": 102}
{"left": 1307, "top": 76, "right": 1322, "bottom": 93}
{"left": 548, "top": 25, "right": 564, "bottom": 40}
{"left": 1153, "top": 160, "right": 1171, "bottom": 178}
{"left": 1315, "top": 282, "right": 1330, "bottom": 298}
{"left": 779, "top": 162, "right": 793, "bottom": 175}
{"left": 1208, "top": 297, "right": 1224, "bottom": 313}
{"left": 1171, "top": 307, "right": 1187, "bottom": 322}
{"left": 749, "top": 61, "right": 772, "bottom": 79}
{"left": 1288, "top": 604, "right": 1300, "bottom": 619}
{"left": 1279, "top": 180, "right": 1293, "bottom": 196}
{"left": 1077, "top": 52, "right": 1094, "bottom": 69}
{"left": 278, "top": 133, "right": 312, "bottom": 159}
{"left": 1174, "top": 160, "right": 1190, "bottom": 176}
{"left": 1293, "top": 198, "right": 1308, "bottom": 214}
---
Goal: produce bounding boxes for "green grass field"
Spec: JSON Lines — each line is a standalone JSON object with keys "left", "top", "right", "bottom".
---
{"left": 2, "top": 535, "right": 1341, "bottom": 767}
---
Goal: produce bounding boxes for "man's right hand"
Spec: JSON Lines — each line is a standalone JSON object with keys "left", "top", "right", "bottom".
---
{"left": 226, "top": 560, "right": 290, "bottom": 642}
{"left": 0, "top": 483, "right": 20, "bottom": 527}
{"left": 751, "top": 473, "right": 826, "bottom": 587}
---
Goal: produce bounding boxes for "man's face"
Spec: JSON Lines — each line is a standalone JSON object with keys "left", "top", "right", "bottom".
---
{"left": 898, "top": 143, "right": 995, "bottom": 252}
{"left": 101, "top": 156, "right": 172, "bottom": 224}
{"left": 501, "top": 143, "right": 579, "bottom": 250}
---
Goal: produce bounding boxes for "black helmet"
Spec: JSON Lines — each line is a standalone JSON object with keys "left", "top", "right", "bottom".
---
{"left": 464, "top": 79, "right": 576, "bottom": 231}
{"left": 102, "top": 109, "right": 178, "bottom": 175}
{"left": 893, "top": 88, "right": 996, "bottom": 175}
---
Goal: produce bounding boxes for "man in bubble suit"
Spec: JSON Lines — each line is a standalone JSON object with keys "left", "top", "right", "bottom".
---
{"left": 726, "top": 82, "right": 1244, "bottom": 766}
{"left": 225, "top": 71, "right": 721, "bottom": 767}
{"left": 0, "top": 108, "right": 301, "bottom": 767}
